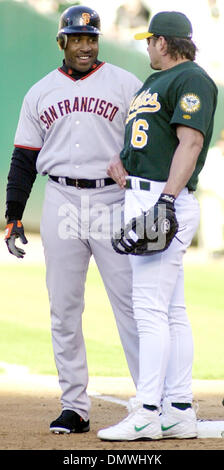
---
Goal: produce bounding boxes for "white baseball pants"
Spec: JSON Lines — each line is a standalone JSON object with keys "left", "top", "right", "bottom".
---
{"left": 125, "top": 177, "right": 200, "bottom": 407}
{"left": 40, "top": 179, "right": 139, "bottom": 421}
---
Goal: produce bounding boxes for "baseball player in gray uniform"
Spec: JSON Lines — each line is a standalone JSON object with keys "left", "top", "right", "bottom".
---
{"left": 4, "top": 5, "right": 142, "bottom": 434}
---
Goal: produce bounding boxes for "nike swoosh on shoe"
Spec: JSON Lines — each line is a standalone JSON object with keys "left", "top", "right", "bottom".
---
{"left": 134, "top": 423, "right": 152, "bottom": 432}
{"left": 161, "top": 422, "right": 180, "bottom": 431}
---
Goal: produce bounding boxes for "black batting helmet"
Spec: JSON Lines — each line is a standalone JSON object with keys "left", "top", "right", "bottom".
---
{"left": 57, "top": 5, "right": 101, "bottom": 50}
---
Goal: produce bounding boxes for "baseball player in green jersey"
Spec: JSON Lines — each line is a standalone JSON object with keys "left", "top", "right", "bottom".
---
{"left": 98, "top": 11, "right": 218, "bottom": 441}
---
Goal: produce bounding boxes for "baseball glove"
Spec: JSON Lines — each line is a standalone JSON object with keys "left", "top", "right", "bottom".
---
{"left": 111, "top": 193, "right": 179, "bottom": 256}
{"left": 5, "top": 219, "right": 28, "bottom": 258}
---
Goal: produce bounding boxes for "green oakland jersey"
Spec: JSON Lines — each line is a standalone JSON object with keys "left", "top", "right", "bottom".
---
{"left": 120, "top": 61, "right": 218, "bottom": 190}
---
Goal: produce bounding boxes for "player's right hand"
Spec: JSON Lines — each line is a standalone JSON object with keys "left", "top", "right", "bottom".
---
{"left": 4, "top": 220, "right": 28, "bottom": 258}
{"left": 107, "top": 154, "right": 128, "bottom": 188}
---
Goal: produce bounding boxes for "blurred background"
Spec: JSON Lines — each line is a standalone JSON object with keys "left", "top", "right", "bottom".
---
{"left": 0, "top": 0, "right": 224, "bottom": 256}
{"left": 0, "top": 0, "right": 224, "bottom": 384}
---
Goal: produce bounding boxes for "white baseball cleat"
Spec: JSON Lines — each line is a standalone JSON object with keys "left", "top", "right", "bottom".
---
{"left": 97, "top": 398, "right": 162, "bottom": 441}
{"left": 161, "top": 399, "right": 198, "bottom": 439}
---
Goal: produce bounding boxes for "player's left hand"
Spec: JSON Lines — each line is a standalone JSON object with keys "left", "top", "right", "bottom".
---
{"left": 5, "top": 220, "right": 28, "bottom": 258}
{"left": 111, "top": 193, "right": 179, "bottom": 255}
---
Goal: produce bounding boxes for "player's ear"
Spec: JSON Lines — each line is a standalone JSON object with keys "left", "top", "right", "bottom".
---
{"left": 159, "top": 36, "right": 168, "bottom": 55}
{"left": 56, "top": 33, "right": 68, "bottom": 50}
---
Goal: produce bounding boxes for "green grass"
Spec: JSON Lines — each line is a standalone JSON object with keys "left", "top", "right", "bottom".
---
{"left": 0, "top": 260, "right": 223, "bottom": 378}
{"left": 185, "top": 262, "right": 224, "bottom": 379}
{"left": 0, "top": 262, "right": 129, "bottom": 377}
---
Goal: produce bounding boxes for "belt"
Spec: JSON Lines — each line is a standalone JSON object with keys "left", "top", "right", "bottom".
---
{"left": 126, "top": 179, "right": 151, "bottom": 191}
{"left": 49, "top": 175, "right": 116, "bottom": 189}
{"left": 126, "top": 178, "right": 194, "bottom": 193}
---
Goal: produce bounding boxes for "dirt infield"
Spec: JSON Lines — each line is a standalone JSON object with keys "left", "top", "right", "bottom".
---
{"left": 0, "top": 373, "right": 224, "bottom": 451}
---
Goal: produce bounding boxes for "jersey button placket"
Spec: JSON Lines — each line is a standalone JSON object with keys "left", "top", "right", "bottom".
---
{"left": 71, "top": 112, "right": 82, "bottom": 171}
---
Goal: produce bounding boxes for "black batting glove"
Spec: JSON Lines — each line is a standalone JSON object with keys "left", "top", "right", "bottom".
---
{"left": 5, "top": 220, "right": 28, "bottom": 258}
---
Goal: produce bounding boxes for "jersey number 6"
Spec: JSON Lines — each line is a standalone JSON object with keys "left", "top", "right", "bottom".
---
{"left": 131, "top": 119, "right": 149, "bottom": 149}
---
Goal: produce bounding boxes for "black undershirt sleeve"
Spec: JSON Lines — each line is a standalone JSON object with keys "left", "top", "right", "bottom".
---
{"left": 5, "top": 147, "right": 39, "bottom": 222}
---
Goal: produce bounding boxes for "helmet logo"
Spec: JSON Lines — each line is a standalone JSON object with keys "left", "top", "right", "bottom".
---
{"left": 82, "top": 12, "right": 91, "bottom": 25}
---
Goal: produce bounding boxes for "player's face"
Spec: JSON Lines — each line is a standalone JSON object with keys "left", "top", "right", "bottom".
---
{"left": 146, "top": 37, "right": 161, "bottom": 70}
{"left": 64, "top": 34, "right": 99, "bottom": 72}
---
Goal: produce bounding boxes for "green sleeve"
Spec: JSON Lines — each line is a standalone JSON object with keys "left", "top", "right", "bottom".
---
{"left": 170, "top": 73, "right": 217, "bottom": 136}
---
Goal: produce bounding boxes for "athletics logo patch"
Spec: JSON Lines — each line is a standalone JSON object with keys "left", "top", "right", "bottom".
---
{"left": 180, "top": 93, "right": 201, "bottom": 113}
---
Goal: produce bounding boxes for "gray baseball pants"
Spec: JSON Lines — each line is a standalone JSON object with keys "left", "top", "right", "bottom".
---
{"left": 40, "top": 179, "right": 139, "bottom": 421}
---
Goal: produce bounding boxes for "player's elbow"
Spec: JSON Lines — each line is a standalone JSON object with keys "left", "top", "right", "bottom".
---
{"left": 177, "top": 125, "right": 204, "bottom": 162}
{"left": 190, "top": 132, "right": 204, "bottom": 168}
{"left": 191, "top": 130, "right": 204, "bottom": 153}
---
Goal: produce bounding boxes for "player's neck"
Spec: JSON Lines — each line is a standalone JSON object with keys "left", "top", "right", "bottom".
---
{"left": 161, "top": 57, "right": 190, "bottom": 71}
{"left": 61, "top": 59, "right": 102, "bottom": 80}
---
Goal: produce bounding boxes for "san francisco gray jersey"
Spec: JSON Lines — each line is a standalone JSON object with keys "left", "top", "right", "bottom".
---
{"left": 14, "top": 62, "right": 142, "bottom": 179}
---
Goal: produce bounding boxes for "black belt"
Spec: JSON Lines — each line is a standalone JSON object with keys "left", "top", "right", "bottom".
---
{"left": 49, "top": 175, "right": 116, "bottom": 189}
